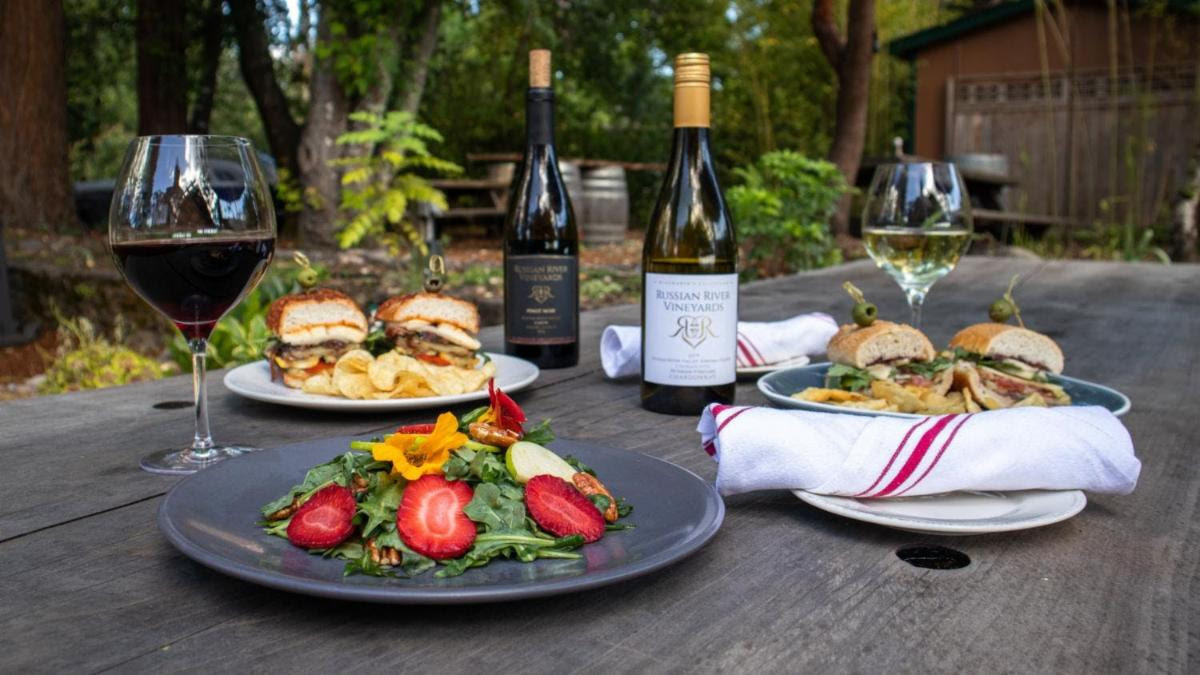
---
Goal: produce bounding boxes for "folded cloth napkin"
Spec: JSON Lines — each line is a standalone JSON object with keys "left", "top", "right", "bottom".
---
{"left": 698, "top": 404, "right": 1140, "bottom": 498}
{"left": 600, "top": 313, "right": 838, "bottom": 379}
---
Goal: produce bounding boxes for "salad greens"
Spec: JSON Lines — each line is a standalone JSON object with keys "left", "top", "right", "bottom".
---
{"left": 824, "top": 363, "right": 873, "bottom": 392}
{"left": 260, "top": 404, "right": 634, "bottom": 579}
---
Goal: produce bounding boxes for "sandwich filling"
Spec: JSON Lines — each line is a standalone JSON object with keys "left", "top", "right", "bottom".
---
{"left": 952, "top": 348, "right": 1070, "bottom": 407}
{"left": 827, "top": 355, "right": 954, "bottom": 392}
{"left": 385, "top": 319, "right": 481, "bottom": 369}
{"left": 265, "top": 339, "right": 361, "bottom": 381}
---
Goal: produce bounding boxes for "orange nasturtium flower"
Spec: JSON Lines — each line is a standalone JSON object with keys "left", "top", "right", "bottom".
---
{"left": 370, "top": 412, "right": 467, "bottom": 480}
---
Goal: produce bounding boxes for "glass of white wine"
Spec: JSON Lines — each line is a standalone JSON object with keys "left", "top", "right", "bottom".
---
{"left": 861, "top": 162, "right": 973, "bottom": 328}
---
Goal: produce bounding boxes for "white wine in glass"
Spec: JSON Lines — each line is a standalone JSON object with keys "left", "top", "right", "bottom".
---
{"left": 861, "top": 162, "right": 972, "bottom": 327}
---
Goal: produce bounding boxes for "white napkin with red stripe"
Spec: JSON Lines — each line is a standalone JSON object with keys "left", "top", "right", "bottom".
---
{"left": 600, "top": 313, "right": 838, "bottom": 379}
{"left": 698, "top": 404, "right": 1140, "bottom": 498}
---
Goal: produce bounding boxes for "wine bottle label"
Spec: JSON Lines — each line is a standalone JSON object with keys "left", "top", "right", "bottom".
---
{"left": 505, "top": 255, "right": 578, "bottom": 345}
{"left": 643, "top": 272, "right": 737, "bottom": 386}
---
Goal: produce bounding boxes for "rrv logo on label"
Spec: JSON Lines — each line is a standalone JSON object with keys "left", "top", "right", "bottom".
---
{"left": 671, "top": 315, "right": 715, "bottom": 349}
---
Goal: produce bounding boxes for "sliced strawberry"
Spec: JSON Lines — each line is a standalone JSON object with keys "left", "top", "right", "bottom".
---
{"left": 524, "top": 475, "right": 605, "bottom": 543}
{"left": 397, "top": 475, "right": 477, "bottom": 560}
{"left": 488, "top": 379, "right": 526, "bottom": 433}
{"left": 395, "top": 423, "right": 436, "bottom": 434}
{"left": 286, "top": 484, "right": 357, "bottom": 549}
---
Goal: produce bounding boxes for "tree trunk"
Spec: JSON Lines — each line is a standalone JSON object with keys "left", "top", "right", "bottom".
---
{"left": 813, "top": 0, "right": 875, "bottom": 236}
{"left": 297, "top": 12, "right": 351, "bottom": 247}
{"left": 230, "top": 0, "right": 301, "bottom": 179}
{"left": 0, "top": 0, "right": 78, "bottom": 232}
{"left": 189, "top": 0, "right": 225, "bottom": 134}
{"left": 136, "top": 0, "right": 189, "bottom": 134}
{"left": 401, "top": 1, "right": 442, "bottom": 115}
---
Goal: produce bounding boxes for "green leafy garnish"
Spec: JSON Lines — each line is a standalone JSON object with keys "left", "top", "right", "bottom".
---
{"left": 521, "top": 419, "right": 555, "bottom": 446}
{"left": 898, "top": 354, "right": 955, "bottom": 379}
{"left": 363, "top": 328, "right": 395, "bottom": 357}
{"left": 825, "top": 363, "right": 873, "bottom": 392}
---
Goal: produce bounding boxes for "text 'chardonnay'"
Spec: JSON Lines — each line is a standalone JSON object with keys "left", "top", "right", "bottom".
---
{"left": 503, "top": 49, "right": 579, "bottom": 368}
{"left": 641, "top": 53, "right": 738, "bottom": 415}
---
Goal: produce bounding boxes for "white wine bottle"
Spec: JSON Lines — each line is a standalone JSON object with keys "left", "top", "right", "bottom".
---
{"left": 641, "top": 53, "right": 738, "bottom": 415}
{"left": 503, "top": 49, "right": 579, "bottom": 368}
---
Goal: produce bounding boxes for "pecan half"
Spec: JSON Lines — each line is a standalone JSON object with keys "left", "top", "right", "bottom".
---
{"left": 351, "top": 473, "right": 369, "bottom": 496}
{"left": 573, "top": 472, "right": 618, "bottom": 522}
{"left": 266, "top": 495, "right": 302, "bottom": 521}
{"left": 366, "top": 538, "right": 402, "bottom": 566}
{"left": 468, "top": 422, "right": 520, "bottom": 448}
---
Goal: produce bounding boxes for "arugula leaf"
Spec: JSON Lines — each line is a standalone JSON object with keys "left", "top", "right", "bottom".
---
{"left": 824, "top": 363, "right": 873, "bottom": 392}
{"left": 952, "top": 347, "right": 1026, "bottom": 375}
{"left": 363, "top": 328, "right": 395, "bottom": 357}
{"left": 605, "top": 522, "right": 636, "bottom": 532}
{"left": 564, "top": 455, "right": 596, "bottom": 476}
{"left": 358, "top": 472, "right": 404, "bottom": 539}
{"left": 463, "top": 483, "right": 526, "bottom": 531}
{"left": 588, "top": 493, "right": 612, "bottom": 514}
{"left": 468, "top": 450, "right": 510, "bottom": 484}
{"left": 521, "top": 418, "right": 555, "bottom": 445}
{"left": 899, "top": 355, "right": 954, "bottom": 379}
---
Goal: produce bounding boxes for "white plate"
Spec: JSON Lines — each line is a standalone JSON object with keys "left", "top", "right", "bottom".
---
{"left": 223, "top": 353, "right": 539, "bottom": 412}
{"left": 737, "top": 355, "right": 810, "bottom": 376}
{"left": 793, "top": 489, "right": 1087, "bottom": 535}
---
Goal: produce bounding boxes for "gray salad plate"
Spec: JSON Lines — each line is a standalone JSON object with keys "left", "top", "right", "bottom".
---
{"left": 158, "top": 437, "right": 724, "bottom": 604}
{"left": 758, "top": 362, "right": 1131, "bottom": 419}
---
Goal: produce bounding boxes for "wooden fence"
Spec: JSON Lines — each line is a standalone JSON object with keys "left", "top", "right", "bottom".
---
{"left": 946, "top": 64, "right": 1198, "bottom": 228}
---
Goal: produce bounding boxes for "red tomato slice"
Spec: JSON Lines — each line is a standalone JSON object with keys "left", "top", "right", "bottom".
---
{"left": 304, "top": 362, "right": 334, "bottom": 376}
{"left": 416, "top": 353, "right": 451, "bottom": 367}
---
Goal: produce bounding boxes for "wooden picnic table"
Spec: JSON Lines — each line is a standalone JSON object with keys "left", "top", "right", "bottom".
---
{"left": 2, "top": 257, "right": 1196, "bottom": 671}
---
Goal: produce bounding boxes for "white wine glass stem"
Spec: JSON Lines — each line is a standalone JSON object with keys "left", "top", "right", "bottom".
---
{"left": 904, "top": 287, "right": 928, "bottom": 329}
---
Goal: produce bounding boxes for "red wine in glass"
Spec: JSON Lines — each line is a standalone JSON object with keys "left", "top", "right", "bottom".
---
{"left": 111, "top": 237, "right": 275, "bottom": 340}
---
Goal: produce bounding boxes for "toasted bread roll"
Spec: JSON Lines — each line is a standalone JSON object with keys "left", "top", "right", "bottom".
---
{"left": 949, "top": 323, "right": 1064, "bottom": 374}
{"left": 826, "top": 320, "right": 936, "bottom": 368}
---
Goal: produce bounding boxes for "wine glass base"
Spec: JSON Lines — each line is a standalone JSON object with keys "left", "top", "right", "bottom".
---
{"left": 140, "top": 445, "right": 259, "bottom": 475}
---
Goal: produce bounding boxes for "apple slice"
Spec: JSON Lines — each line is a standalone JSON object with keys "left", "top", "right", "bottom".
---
{"left": 505, "top": 441, "right": 577, "bottom": 484}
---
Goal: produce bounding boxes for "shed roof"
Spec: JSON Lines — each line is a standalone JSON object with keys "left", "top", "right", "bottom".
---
{"left": 889, "top": 0, "right": 1198, "bottom": 60}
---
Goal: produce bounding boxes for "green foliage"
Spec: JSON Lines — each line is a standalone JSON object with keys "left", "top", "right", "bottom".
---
{"left": 39, "top": 312, "right": 172, "bottom": 394}
{"left": 727, "top": 151, "right": 848, "bottom": 278}
{"left": 332, "top": 111, "right": 461, "bottom": 253}
{"left": 168, "top": 258, "right": 330, "bottom": 370}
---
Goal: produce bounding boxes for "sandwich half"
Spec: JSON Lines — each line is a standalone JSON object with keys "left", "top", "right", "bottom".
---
{"left": 265, "top": 289, "right": 369, "bottom": 387}
{"left": 825, "top": 320, "right": 954, "bottom": 394}
{"left": 376, "top": 292, "right": 483, "bottom": 369}
{"left": 949, "top": 322, "right": 1071, "bottom": 408}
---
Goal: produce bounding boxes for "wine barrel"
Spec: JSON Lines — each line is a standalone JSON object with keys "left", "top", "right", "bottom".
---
{"left": 559, "top": 161, "right": 583, "bottom": 211}
{"left": 580, "top": 166, "right": 629, "bottom": 245}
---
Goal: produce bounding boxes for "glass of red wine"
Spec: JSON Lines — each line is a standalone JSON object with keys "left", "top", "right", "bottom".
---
{"left": 109, "top": 135, "right": 276, "bottom": 474}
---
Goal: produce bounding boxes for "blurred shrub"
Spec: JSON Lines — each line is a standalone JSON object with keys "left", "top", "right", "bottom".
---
{"left": 333, "top": 111, "right": 462, "bottom": 254}
{"left": 168, "top": 258, "right": 329, "bottom": 370}
{"left": 40, "top": 313, "right": 173, "bottom": 394}
{"left": 727, "top": 151, "right": 849, "bottom": 279}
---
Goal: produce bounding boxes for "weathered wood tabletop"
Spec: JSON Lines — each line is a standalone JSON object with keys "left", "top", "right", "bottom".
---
{"left": 2, "top": 257, "right": 1197, "bottom": 672}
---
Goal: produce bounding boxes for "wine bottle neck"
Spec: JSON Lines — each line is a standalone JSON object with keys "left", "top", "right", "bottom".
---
{"left": 667, "top": 127, "right": 714, "bottom": 175}
{"left": 525, "top": 88, "right": 556, "bottom": 146}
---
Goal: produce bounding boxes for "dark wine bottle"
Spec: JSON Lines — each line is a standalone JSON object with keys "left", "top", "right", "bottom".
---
{"left": 503, "top": 49, "right": 579, "bottom": 369}
{"left": 641, "top": 53, "right": 738, "bottom": 415}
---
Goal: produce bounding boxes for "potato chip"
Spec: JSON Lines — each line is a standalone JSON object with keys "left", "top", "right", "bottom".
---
{"left": 368, "top": 351, "right": 407, "bottom": 391}
{"left": 335, "top": 349, "right": 373, "bottom": 375}
{"left": 871, "top": 380, "right": 926, "bottom": 413}
{"left": 301, "top": 373, "right": 337, "bottom": 396}
{"left": 794, "top": 387, "right": 868, "bottom": 403}
{"left": 841, "top": 398, "right": 893, "bottom": 411}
